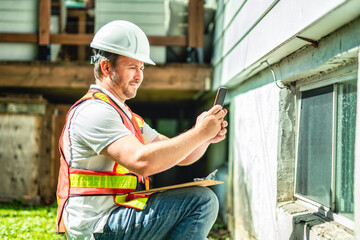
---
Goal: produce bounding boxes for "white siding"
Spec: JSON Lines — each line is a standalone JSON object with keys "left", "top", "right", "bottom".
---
{"left": 94, "top": 0, "right": 169, "bottom": 63}
{"left": 0, "top": 0, "right": 38, "bottom": 60}
{"left": 230, "top": 83, "right": 280, "bottom": 239}
{"left": 213, "top": 0, "right": 347, "bottom": 88}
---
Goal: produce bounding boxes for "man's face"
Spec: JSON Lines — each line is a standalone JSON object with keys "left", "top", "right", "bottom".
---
{"left": 109, "top": 56, "right": 144, "bottom": 102}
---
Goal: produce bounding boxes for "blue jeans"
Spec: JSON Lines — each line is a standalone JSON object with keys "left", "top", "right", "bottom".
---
{"left": 94, "top": 186, "right": 219, "bottom": 240}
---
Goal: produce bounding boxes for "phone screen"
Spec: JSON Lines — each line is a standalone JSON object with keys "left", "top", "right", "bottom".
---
{"left": 213, "top": 87, "right": 227, "bottom": 107}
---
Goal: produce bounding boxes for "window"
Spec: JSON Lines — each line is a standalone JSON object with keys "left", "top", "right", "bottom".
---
{"left": 295, "top": 74, "right": 357, "bottom": 220}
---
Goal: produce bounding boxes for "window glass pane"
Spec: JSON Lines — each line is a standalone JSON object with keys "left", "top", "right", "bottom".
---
{"left": 335, "top": 79, "right": 356, "bottom": 219}
{"left": 296, "top": 85, "right": 333, "bottom": 207}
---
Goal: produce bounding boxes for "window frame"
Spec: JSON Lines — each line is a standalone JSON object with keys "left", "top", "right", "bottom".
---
{"left": 294, "top": 65, "right": 358, "bottom": 230}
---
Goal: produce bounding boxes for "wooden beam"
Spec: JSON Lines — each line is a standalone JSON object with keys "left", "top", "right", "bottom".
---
{"left": 50, "top": 34, "right": 187, "bottom": 47}
{"left": 50, "top": 34, "right": 93, "bottom": 45}
{"left": 0, "top": 33, "right": 37, "bottom": 43}
{"left": 39, "top": 0, "right": 51, "bottom": 45}
{"left": 188, "top": 0, "right": 204, "bottom": 47}
{"left": 0, "top": 64, "right": 94, "bottom": 88}
{"left": 0, "top": 32, "right": 187, "bottom": 46}
{"left": 148, "top": 36, "right": 187, "bottom": 46}
{"left": 0, "top": 63, "right": 210, "bottom": 91}
{"left": 141, "top": 64, "right": 209, "bottom": 90}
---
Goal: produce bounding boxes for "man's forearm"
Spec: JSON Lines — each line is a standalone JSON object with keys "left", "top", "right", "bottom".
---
{"left": 153, "top": 134, "right": 211, "bottom": 166}
{"left": 177, "top": 140, "right": 211, "bottom": 166}
{"left": 133, "top": 127, "right": 210, "bottom": 175}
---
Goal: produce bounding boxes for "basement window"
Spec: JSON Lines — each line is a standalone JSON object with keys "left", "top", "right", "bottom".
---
{"left": 295, "top": 70, "right": 357, "bottom": 222}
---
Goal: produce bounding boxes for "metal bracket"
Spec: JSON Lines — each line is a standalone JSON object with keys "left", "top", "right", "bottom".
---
{"left": 296, "top": 36, "right": 319, "bottom": 48}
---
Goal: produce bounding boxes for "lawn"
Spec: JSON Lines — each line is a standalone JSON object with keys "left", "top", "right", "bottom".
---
{"left": 0, "top": 202, "right": 65, "bottom": 240}
{"left": 0, "top": 202, "right": 230, "bottom": 240}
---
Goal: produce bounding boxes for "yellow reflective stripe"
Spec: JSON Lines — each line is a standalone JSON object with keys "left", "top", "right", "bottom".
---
{"left": 94, "top": 92, "right": 111, "bottom": 104}
{"left": 114, "top": 194, "right": 128, "bottom": 203}
{"left": 134, "top": 116, "right": 144, "bottom": 134}
{"left": 115, "top": 164, "right": 130, "bottom": 174}
{"left": 134, "top": 116, "right": 143, "bottom": 127}
{"left": 123, "top": 197, "right": 148, "bottom": 209}
{"left": 80, "top": 92, "right": 93, "bottom": 100}
{"left": 69, "top": 174, "right": 137, "bottom": 189}
{"left": 114, "top": 195, "right": 148, "bottom": 210}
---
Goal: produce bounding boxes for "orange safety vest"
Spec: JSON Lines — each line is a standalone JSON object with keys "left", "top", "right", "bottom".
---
{"left": 56, "top": 88, "right": 150, "bottom": 234}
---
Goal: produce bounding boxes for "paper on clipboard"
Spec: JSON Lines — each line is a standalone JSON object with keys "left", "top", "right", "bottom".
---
{"left": 134, "top": 179, "right": 224, "bottom": 195}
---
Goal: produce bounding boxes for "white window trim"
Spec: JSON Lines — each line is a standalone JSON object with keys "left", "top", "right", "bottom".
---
{"left": 298, "top": 67, "right": 358, "bottom": 92}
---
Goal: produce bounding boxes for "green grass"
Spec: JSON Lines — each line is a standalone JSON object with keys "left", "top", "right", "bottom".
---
{"left": 0, "top": 202, "right": 230, "bottom": 239}
{"left": 208, "top": 218, "right": 231, "bottom": 240}
{"left": 0, "top": 202, "right": 65, "bottom": 240}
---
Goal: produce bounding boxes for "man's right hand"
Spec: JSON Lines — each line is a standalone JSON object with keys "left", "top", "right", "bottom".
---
{"left": 194, "top": 105, "right": 227, "bottom": 140}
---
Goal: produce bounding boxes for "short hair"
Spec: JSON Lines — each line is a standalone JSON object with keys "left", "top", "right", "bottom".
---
{"left": 93, "top": 50, "right": 120, "bottom": 82}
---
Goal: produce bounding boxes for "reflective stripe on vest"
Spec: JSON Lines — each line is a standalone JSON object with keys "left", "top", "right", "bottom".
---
{"left": 133, "top": 115, "right": 144, "bottom": 134}
{"left": 69, "top": 173, "right": 137, "bottom": 189}
{"left": 113, "top": 163, "right": 150, "bottom": 191}
{"left": 114, "top": 194, "right": 149, "bottom": 210}
{"left": 67, "top": 165, "right": 139, "bottom": 196}
{"left": 56, "top": 88, "right": 150, "bottom": 234}
{"left": 114, "top": 164, "right": 130, "bottom": 174}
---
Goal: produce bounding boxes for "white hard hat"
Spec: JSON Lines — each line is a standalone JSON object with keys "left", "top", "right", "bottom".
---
{"left": 90, "top": 20, "right": 155, "bottom": 65}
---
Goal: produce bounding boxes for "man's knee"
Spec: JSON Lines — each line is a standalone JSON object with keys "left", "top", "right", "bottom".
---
{"left": 191, "top": 187, "right": 219, "bottom": 215}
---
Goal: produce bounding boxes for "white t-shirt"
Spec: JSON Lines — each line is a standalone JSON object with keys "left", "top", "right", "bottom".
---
{"left": 62, "top": 85, "right": 159, "bottom": 240}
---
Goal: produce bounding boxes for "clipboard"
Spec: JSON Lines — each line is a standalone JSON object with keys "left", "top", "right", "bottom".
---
{"left": 134, "top": 179, "right": 224, "bottom": 195}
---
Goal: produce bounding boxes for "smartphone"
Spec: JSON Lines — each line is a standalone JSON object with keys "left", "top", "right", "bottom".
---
{"left": 213, "top": 87, "right": 227, "bottom": 107}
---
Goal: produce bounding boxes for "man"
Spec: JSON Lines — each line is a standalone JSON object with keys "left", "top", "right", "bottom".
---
{"left": 56, "top": 20, "right": 228, "bottom": 240}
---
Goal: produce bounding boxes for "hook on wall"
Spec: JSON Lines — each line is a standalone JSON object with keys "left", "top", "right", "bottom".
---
{"left": 262, "top": 60, "right": 285, "bottom": 89}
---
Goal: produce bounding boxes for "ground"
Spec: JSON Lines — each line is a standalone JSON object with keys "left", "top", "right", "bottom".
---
{"left": 0, "top": 202, "right": 231, "bottom": 239}
{"left": 208, "top": 217, "right": 231, "bottom": 240}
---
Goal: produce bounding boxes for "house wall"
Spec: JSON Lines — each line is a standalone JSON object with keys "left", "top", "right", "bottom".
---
{"left": 229, "top": 82, "right": 280, "bottom": 239}
{"left": 210, "top": 0, "right": 360, "bottom": 239}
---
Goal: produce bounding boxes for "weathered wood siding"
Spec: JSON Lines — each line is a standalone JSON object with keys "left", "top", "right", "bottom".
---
{"left": 0, "top": 113, "right": 42, "bottom": 202}
{"left": 0, "top": 98, "right": 70, "bottom": 204}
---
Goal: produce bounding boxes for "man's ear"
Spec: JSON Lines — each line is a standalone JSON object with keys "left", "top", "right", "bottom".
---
{"left": 100, "top": 60, "right": 112, "bottom": 77}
